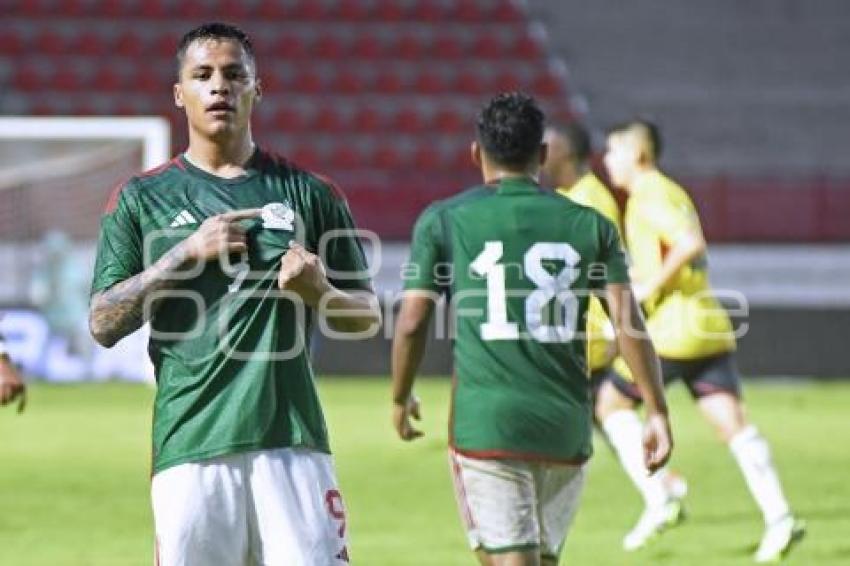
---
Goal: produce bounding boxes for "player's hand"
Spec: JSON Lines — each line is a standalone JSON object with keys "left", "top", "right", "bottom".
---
{"left": 0, "top": 357, "right": 26, "bottom": 414}
{"left": 643, "top": 412, "right": 673, "bottom": 473}
{"left": 393, "top": 395, "right": 423, "bottom": 441}
{"left": 182, "top": 209, "right": 262, "bottom": 263}
{"left": 278, "top": 242, "right": 331, "bottom": 308}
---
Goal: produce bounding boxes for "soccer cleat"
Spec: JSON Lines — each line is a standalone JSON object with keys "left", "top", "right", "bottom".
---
{"left": 663, "top": 470, "right": 689, "bottom": 500}
{"left": 622, "top": 499, "right": 686, "bottom": 551}
{"left": 753, "top": 515, "right": 806, "bottom": 563}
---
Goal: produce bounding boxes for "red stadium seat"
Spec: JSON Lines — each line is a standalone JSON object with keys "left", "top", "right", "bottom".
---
{"left": 432, "top": 35, "right": 464, "bottom": 60}
{"left": 177, "top": 0, "right": 211, "bottom": 19}
{"left": 219, "top": 0, "right": 250, "bottom": 19}
{"left": 52, "top": 67, "right": 85, "bottom": 92}
{"left": 372, "top": 0, "right": 405, "bottom": 22}
{"left": 336, "top": 0, "right": 371, "bottom": 21}
{"left": 533, "top": 71, "right": 564, "bottom": 97}
{"left": 114, "top": 33, "right": 145, "bottom": 57}
{"left": 392, "top": 34, "right": 424, "bottom": 59}
{"left": 413, "top": 146, "right": 441, "bottom": 169}
{"left": 138, "top": 0, "right": 168, "bottom": 19}
{"left": 272, "top": 36, "right": 308, "bottom": 59}
{"left": 391, "top": 107, "right": 425, "bottom": 134}
{"left": 453, "top": 73, "right": 488, "bottom": 96}
{"left": 471, "top": 34, "right": 505, "bottom": 59}
{"left": 310, "top": 108, "right": 346, "bottom": 133}
{"left": 12, "top": 65, "right": 44, "bottom": 92}
{"left": 0, "top": 29, "right": 25, "bottom": 55}
{"left": 153, "top": 32, "right": 178, "bottom": 58}
{"left": 513, "top": 34, "right": 543, "bottom": 58}
{"left": 292, "top": 0, "right": 326, "bottom": 20}
{"left": 351, "top": 36, "right": 383, "bottom": 59}
{"left": 291, "top": 69, "right": 324, "bottom": 94}
{"left": 370, "top": 145, "right": 404, "bottom": 170}
{"left": 493, "top": 1, "right": 523, "bottom": 23}
{"left": 492, "top": 71, "right": 523, "bottom": 92}
{"left": 413, "top": 71, "right": 447, "bottom": 95}
{"left": 36, "top": 30, "right": 68, "bottom": 56}
{"left": 409, "top": 0, "right": 445, "bottom": 21}
{"left": 351, "top": 107, "right": 383, "bottom": 133}
{"left": 291, "top": 146, "right": 322, "bottom": 170}
{"left": 331, "top": 70, "right": 365, "bottom": 95}
{"left": 434, "top": 109, "right": 468, "bottom": 134}
{"left": 330, "top": 146, "right": 364, "bottom": 170}
{"left": 257, "top": 2, "right": 287, "bottom": 19}
{"left": 373, "top": 70, "right": 405, "bottom": 95}
{"left": 312, "top": 36, "right": 345, "bottom": 59}
{"left": 73, "top": 32, "right": 109, "bottom": 56}
{"left": 451, "top": 3, "right": 487, "bottom": 22}
{"left": 272, "top": 108, "right": 307, "bottom": 132}
{"left": 93, "top": 67, "right": 126, "bottom": 91}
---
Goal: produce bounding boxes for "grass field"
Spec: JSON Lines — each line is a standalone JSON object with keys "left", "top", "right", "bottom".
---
{"left": 1, "top": 378, "right": 848, "bottom": 565}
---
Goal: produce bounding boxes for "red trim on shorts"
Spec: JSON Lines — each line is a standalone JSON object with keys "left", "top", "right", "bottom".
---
{"left": 449, "top": 451, "right": 477, "bottom": 531}
{"left": 450, "top": 445, "right": 588, "bottom": 467}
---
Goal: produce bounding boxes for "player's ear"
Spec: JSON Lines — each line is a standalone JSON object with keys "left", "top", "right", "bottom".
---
{"left": 538, "top": 142, "right": 548, "bottom": 166}
{"left": 254, "top": 77, "right": 263, "bottom": 102}
{"left": 470, "top": 141, "right": 482, "bottom": 167}
{"left": 174, "top": 82, "right": 184, "bottom": 108}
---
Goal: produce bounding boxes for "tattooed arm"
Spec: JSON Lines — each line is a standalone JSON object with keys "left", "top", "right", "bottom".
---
{"left": 89, "top": 208, "right": 262, "bottom": 348}
{"left": 89, "top": 245, "right": 191, "bottom": 348}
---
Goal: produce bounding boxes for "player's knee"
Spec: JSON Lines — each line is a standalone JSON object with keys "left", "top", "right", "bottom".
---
{"left": 697, "top": 393, "right": 748, "bottom": 443}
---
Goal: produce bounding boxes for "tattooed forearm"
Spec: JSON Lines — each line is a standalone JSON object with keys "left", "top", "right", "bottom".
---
{"left": 89, "top": 245, "right": 190, "bottom": 348}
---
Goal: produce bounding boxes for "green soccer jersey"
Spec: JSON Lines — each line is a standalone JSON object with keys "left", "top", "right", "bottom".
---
{"left": 404, "top": 177, "right": 629, "bottom": 463}
{"left": 91, "top": 148, "right": 371, "bottom": 473}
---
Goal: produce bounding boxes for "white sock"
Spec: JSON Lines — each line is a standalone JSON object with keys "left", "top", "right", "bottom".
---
{"left": 602, "top": 409, "right": 670, "bottom": 510}
{"left": 729, "top": 425, "right": 791, "bottom": 526}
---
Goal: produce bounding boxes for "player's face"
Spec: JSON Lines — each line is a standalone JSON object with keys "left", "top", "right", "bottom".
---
{"left": 174, "top": 39, "right": 261, "bottom": 140}
{"left": 603, "top": 133, "right": 639, "bottom": 189}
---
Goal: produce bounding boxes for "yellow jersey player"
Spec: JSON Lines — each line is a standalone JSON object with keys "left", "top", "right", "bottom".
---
{"left": 543, "top": 123, "right": 688, "bottom": 512}
{"left": 598, "top": 120, "right": 804, "bottom": 562}
{"left": 542, "top": 124, "right": 621, "bottom": 379}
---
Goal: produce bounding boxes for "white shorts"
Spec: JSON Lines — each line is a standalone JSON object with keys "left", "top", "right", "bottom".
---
{"left": 449, "top": 450, "right": 586, "bottom": 560}
{"left": 151, "top": 447, "right": 350, "bottom": 566}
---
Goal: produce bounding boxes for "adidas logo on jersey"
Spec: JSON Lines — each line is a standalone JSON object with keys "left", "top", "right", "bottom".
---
{"left": 170, "top": 210, "right": 198, "bottom": 227}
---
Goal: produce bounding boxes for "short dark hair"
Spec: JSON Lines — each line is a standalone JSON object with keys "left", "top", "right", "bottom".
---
{"left": 476, "top": 92, "right": 546, "bottom": 169}
{"left": 608, "top": 119, "right": 663, "bottom": 161}
{"left": 176, "top": 22, "right": 256, "bottom": 73}
{"left": 551, "top": 122, "right": 592, "bottom": 164}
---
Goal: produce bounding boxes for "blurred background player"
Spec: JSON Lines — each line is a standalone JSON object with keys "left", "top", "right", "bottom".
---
{"left": 542, "top": 122, "right": 688, "bottom": 507}
{"left": 542, "top": 123, "right": 622, "bottom": 386}
{"left": 391, "top": 93, "right": 672, "bottom": 566}
{"left": 88, "top": 23, "right": 379, "bottom": 565}
{"left": 599, "top": 119, "right": 805, "bottom": 561}
{"left": 0, "top": 331, "right": 26, "bottom": 412}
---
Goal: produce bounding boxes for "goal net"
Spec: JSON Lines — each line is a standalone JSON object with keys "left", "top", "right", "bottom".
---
{"left": 0, "top": 117, "right": 170, "bottom": 382}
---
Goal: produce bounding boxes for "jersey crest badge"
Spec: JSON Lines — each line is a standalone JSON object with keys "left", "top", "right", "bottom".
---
{"left": 262, "top": 202, "right": 295, "bottom": 231}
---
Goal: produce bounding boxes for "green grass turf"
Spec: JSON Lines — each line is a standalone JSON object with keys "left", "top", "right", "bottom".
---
{"left": 1, "top": 378, "right": 848, "bottom": 565}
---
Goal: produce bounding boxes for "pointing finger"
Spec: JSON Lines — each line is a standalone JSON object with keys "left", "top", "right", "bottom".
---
{"left": 220, "top": 208, "right": 263, "bottom": 222}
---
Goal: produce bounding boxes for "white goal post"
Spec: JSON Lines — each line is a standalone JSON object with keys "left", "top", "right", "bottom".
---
{"left": 0, "top": 116, "right": 171, "bottom": 383}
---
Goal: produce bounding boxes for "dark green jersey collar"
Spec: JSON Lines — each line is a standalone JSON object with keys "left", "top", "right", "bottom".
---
{"left": 489, "top": 176, "right": 544, "bottom": 195}
{"left": 178, "top": 147, "right": 262, "bottom": 185}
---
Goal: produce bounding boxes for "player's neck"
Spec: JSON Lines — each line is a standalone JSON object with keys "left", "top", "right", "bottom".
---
{"left": 185, "top": 131, "right": 256, "bottom": 178}
{"left": 626, "top": 167, "right": 658, "bottom": 193}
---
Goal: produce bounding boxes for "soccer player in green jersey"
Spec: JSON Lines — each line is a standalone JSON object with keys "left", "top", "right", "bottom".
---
{"left": 391, "top": 93, "right": 672, "bottom": 566}
{"left": 89, "top": 23, "right": 380, "bottom": 566}
{"left": 0, "top": 332, "right": 26, "bottom": 412}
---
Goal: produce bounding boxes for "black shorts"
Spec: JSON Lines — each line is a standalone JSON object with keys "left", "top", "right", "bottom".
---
{"left": 608, "top": 351, "right": 742, "bottom": 401}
